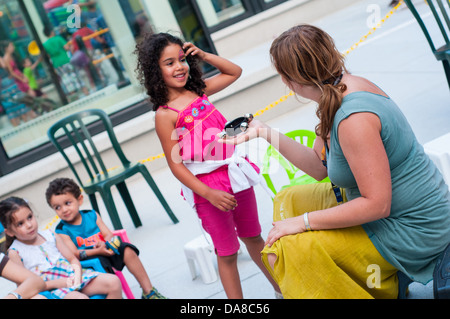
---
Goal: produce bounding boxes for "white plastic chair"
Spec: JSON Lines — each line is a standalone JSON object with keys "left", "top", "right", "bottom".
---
{"left": 183, "top": 234, "right": 218, "bottom": 284}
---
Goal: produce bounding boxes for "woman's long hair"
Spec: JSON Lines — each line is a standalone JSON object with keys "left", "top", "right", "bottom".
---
{"left": 134, "top": 33, "right": 206, "bottom": 111}
{"left": 270, "top": 24, "right": 348, "bottom": 141}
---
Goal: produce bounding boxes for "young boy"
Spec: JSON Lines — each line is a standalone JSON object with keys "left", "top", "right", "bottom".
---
{"left": 45, "top": 177, "right": 167, "bottom": 299}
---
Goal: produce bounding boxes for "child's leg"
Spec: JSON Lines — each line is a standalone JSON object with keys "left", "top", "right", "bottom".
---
{"left": 239, "top": 235, "right": 280, "bottom": 293}
{"left": 81, "top": 273, "right": 122, "bottom": 299}
{"left": 233, "top": 188, "right": 280, "bottom": 293}
{"left": 122, "top": 247, "right": 153, "bottom": 295}
{"left": 217, "top": 253, "right": 242, "bottom": 299}
{"left": 64, "top": 291, "right": 90, "bottom": 299}
{"left": 195, "top": 201, "right": 243, "bottom": 298}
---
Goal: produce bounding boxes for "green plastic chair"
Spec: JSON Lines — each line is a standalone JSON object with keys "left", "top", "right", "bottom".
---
{"left": 47, "top": 109, "right": 179, "bottom": 230}
{"left": 405, "top": 0, "right": 450, "bottom": 90}
{"left": 261, "top": 129, "right": 330, "bottom": 197}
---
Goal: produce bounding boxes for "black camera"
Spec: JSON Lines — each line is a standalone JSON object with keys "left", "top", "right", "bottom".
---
{"left": 219, "top": 114, "right": 253, "bottom": 138}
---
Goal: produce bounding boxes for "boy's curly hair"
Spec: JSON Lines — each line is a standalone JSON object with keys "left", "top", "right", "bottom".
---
{"left": 134, "top": 32, "right": 206, "bottom": 111}
{"left": 45, "top": 178, "right": 82, "bottom": 205}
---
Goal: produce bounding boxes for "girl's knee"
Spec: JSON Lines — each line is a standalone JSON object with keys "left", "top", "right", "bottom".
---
{"left": 104, "top": 274, "right": 122, "bottom": 299}
{"left": 95, "top": 273, "right": 121, "bottom": 292}
{"left": 240, "top": 235, "right": 263, "bottom": 244}
{"left": 106, "top": 274, "right": 122, "bottom": 291}
{"left": 217, "top": 253, "right": 238, "bottom": 264}
{"left": 239, "top": 235, "right": 265, "bottom": 254}
{"left": 113, "top": 276, "right": 122, "bottom": 293}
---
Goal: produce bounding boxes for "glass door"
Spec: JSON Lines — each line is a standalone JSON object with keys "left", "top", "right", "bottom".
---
{"left": 169, "top": 0, "right": 216, "bottom": 74}
{"left": 193, "top": 0, "right": 287, "bottom": 32}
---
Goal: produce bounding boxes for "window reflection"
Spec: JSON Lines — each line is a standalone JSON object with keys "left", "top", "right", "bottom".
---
{"left": 196, "top": 0, "right": 245, "bottom": 28}
{"left": 118, "top": 0, "right": 154, "bottom": 43}
{"left": 169, "top": 0, "right": 215, "bottom": 74}
{"left": 0, "top": 0, "right": 134, "bottom": 158}
{"left": 0, "top": 0, "right": 61, "bottom": 157}
{"left": 39, "top": 0, "right": 130, "bottom": 94}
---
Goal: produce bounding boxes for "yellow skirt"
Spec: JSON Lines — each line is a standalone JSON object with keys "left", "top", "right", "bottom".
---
{"left": 262, "top": 183, "right": 399, "bottom": 299}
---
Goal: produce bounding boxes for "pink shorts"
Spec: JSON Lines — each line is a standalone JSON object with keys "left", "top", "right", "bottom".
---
{"left": 189, "top": 163, "right": 261, "bottom": 256}
{"left": 195, "top": 186, "right": 261, "bottom": 257}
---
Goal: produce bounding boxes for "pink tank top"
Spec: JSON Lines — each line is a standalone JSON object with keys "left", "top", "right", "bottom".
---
{"left": 164, "top": 94, "right": 235, "bottom": 162}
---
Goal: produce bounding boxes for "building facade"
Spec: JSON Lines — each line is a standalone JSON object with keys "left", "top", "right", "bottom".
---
{"left": 0, "top": 0, "right": 290, "bottom": 176}
{"left": 0, "top": 0, "right": 357, "bottom": 224}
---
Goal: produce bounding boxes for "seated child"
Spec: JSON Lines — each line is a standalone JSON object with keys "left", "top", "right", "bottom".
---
{"left": 45, "top": 177, "right": 167, "bottom": 299}
{"left": 0, "top": 197, "right": 122, "bottom": 299}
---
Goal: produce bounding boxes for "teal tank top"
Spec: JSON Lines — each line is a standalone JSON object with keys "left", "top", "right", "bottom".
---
{"left": 55, "top": 210, "right": 102, "bottom": 250}
{"left": 328, "top": 91, "right": 450, "bottom": 284}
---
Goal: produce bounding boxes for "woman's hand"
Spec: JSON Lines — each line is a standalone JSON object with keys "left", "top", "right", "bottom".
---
{"left": 183, "top": 42, "right": 206, "bottom": 60}
{"left": 265, "top": 216, "right": 305, "bottom": 247}
{"left": 218, "top": 119, "right": 268, "bottom": 145}
{"left": 205, "top": 188, "right": 238, "bottom": 212}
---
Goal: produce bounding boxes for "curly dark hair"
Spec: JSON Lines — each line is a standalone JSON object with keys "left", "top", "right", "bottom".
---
{"left": 134, "top": 32, "right": 206, "bottom": 111}
{"left": 45, "top": 177, "right": 82, "bottom": 205}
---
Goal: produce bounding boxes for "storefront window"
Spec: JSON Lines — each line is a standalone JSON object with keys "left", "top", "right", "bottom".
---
{"left": 196, "top": 0, "right": 245, "bottom": 28}
{"left": 0, "top": 0, "right": 137, "bottom": 159}
{"left": 118, "top": 0, "right": 153, "bottom": 43}
{"left": 169, "top": 0, "right": 216, "bottom": 74}
{"left": 0, "top": 0, "right": 288, "bottom": 176}
{"left": 194, "top": 0, "right": 288, "bottom": 31}
{"left": 0, "top": 0, "right": 59, "bottom": 158}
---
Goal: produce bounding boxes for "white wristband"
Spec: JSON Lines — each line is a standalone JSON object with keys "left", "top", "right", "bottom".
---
{"left": 303, "top": 212, "right": 312, "bottom": 231}
{"left": 8, "top": 292, "right": 22, "bottom": 299}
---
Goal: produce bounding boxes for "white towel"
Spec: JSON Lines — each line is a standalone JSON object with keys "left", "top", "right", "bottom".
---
{"left": 181, "top": 149, "right": 264, "bottom": 208}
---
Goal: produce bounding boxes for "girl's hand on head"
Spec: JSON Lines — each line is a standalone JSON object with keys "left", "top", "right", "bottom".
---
{"left": 183, "top": 42, "right": 206, "bottom": 60}
{"left": 205, "top": 188, "right": 238, "bottom": 212}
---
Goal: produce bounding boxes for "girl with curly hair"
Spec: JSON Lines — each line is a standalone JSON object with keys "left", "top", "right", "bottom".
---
{"left": 135, "top": 33, "right": 280, "bottom": 298}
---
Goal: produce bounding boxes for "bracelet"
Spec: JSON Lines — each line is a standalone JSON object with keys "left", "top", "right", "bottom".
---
{"left": 8, "top": 292, "right": 22, "bottom": 299}
{"left": 303, "top": 212, "right": 312, "bottom": 231}
{"left": 79, "top": 250, "right": 88, "bottom": 260}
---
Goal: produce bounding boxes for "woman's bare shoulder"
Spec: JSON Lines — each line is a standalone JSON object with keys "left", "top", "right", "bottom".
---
{"left": 342, "top": 74, "right": 388, "bottom": 98}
